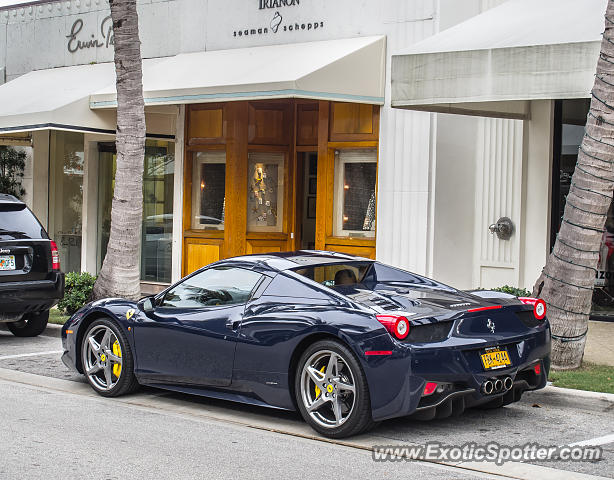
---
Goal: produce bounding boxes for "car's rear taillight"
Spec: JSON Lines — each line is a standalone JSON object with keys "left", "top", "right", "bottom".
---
{"left": 423, "top": 382, "right": 438, "bottom": 396}
{"left": 50, "top": 240, "right": 60, "bottom": 270}
{"left": 518, "top": 297, "right": 547, "bottom": 320}
{"left": 376, "top": 314, "right": 410, "bottom": 340}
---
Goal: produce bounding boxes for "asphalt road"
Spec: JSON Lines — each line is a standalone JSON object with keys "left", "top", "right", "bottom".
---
{"left": 1, "top": 324, "right": 613, "bottom": 480}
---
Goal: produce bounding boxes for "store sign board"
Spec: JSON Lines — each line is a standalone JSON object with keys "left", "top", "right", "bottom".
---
{"left": 31, "top": 0, "right": 377, "bottom": 68}
{"left": 258, "top": 0, "right": 301, "bottom": 9}
{"left": 65, "top": 2, "right": 324, "bottom": 53}
{"left": 233, "top": 0, "right": 325, "bottom": 39}
{"left": 66, "top": 16, "right": 114, "bottom": 54}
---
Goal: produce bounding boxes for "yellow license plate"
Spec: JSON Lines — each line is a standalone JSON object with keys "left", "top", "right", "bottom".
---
{"left": 481, "top": 348, "right": 511, "bottom": 370}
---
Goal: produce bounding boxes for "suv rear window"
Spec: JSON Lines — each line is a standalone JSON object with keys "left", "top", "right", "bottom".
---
{"left": 0, "top": 204, "right": 47, "bottom": 240}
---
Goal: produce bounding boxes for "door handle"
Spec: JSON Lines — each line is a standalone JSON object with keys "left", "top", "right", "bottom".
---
{"left": 226, "top": 319, "right": 241, "bottom": 330}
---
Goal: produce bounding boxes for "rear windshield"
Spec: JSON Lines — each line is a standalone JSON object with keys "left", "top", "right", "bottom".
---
{"left": 0, "top": 204, "right": 47, "bottom": 240}
{"left": 292, "top": 261, "right": 453, "bottom": 291}
{"left": 292, "top": 262, "right": 373, "bottom": 288}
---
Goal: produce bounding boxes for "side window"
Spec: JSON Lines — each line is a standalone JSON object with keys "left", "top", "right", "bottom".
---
{"left": 160, "top": 266, "right": 262, "bottom": 308}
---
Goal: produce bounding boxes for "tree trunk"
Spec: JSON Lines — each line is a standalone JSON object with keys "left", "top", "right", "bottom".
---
{"left": 533, "top": 0, "right": 614, "bottom": 369}
{"left": 92, "top": 0, "right": 145, "bottom": 301}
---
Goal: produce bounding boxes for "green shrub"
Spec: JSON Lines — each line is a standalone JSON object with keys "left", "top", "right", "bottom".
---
{"left": 490, "top": 285, "right": 532, "bottom": 297}
{"left": 57, "top": 272, "right": 97, "bottom": 315}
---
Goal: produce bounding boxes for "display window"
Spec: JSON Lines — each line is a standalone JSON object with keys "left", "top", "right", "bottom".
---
{"left": 247, "top": 152, "right": 285, "bottom": 232}
{"left": 552, "top": 99, "right": 614, "bottom": 318}
{"left": 98, "top": 140, "right": 175, "bottom": 283}
{"left": 49, "top": 131, "right": 84, "bottom": 273}
{"left": 141, "top": 142, "right": 175, "bottom": 283}
{"left": 333, "top": 149, "right": 377, "bottom": 238}
{"left": 191, "top": 151, "right": 226, "bottom": 230}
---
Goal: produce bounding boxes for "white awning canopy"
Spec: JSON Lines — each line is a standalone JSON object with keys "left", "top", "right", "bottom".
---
{"left": 391, "top": 0, "right": 606, "bottom": 118}
{"left": 0, "top": 36, "right": 385, "bottom": 134}
{"left": 90, "top": 35, "right": 386, "bottom": 109}
{"left": 0, "top": 63, "right": 117, "bottom": 134}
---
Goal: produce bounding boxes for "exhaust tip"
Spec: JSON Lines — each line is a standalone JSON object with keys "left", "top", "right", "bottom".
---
{"left": 503, "top": 376, "right": 513, "bottom": 391}
{"left": 494, "top": 378, "right": 503, "bottom": 392}
{"left": 482, "top": 380, "right": 494, "bottom": 395}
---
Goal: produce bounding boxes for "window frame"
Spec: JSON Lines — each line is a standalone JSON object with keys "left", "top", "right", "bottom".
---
{"left": 191, "top": 150, "right": 227, "bottom": 231}
{"left": 332, "top": 149, "right": 378, "bottom": 238}
{"left": 247, "top": 151, "right": 285, "bottom": 233}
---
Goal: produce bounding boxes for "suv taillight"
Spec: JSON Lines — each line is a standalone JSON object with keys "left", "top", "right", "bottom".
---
{"left": 50, "top": 240, "right": 60, "bottom": 270}
{"left": 518, "top": 297, "right": 546, "bottom": 320}
{"left": 376, "top": 314, "right": 410, "bottom": 340}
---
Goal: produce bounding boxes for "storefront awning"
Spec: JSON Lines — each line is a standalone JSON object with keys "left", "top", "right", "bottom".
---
{"left": 0, "top": 36, "right": 384, "bottom": 134}
{"left": 90, "top": 36, "right": 386, "bottom": 109}
{"left": 0, "top": 63, "right": 118, "bottom": 134}
{"left": 391, "top": 0, "right": 606, "bottom": 118}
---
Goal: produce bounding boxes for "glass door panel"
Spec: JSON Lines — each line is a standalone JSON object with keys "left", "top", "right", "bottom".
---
{"left": 247, "top": 152, "right": 285, "bottom": 232}
{"left": 552, "top": 99, "right": 614, "bottom": 317}
{"left": 49, "top": 131, "right": 84, "bottom": 273}
{"left": 97, "top": 140, "right": 174, "bottom": 283}
{"left": 142, "top": 142, "right": 175, "bottom": 283}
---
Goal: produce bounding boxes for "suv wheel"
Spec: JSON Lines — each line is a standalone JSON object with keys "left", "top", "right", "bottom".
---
{"left": 7, "top": 310, "right": 49, "bottom": 337}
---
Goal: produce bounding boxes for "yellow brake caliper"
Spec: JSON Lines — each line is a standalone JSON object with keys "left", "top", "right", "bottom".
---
{"left": 112, "top": 340, "right": 122, "bottom": 378}
{"left": 314, "top": 365, "right": 326, "bottom": 398}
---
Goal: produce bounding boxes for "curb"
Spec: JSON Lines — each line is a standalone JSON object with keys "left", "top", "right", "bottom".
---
{"left": 542, "top": 384, "right": 614, "bottom": 403}
{"left": 526, "top": 385, "right": 614, "bottom": 412}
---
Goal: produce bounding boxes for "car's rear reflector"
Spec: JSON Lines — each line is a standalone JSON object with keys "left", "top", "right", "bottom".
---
{"left": 364, "top": 350, "right": 393, "bottom": 356}
{"left": 534, "top": 363, "right": 541, "bottom": 376}
{"left": 423, "top": 382, "right": 438, "bottom": 396}
{"left": 518, "top": 297, "right": 547, "bottom": 320}
{"left": 467, "top": 305, "right": 502, "bottom": 313}
{"left": 50, "top": 240, "right": 60, "bottom": 271}
{"left": 376, "top": 315, "right": 410, "bottom": 340}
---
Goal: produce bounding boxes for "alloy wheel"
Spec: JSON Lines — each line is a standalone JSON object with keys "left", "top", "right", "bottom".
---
{"left": 300, "top": 349, "right": 356, "bottom": 429}
{"left": 82, "top": 325, "right": 123, "bottom": 391}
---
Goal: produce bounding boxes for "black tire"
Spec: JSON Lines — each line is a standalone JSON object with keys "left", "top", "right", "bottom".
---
{"left": 7, "top": 310, "right": 49, "bottom": 337}
{"left": 295, "top": 339, "right": 376, "bottom": 438}
{"left": 81, "top": 317, "right": 139, "bottom": 397}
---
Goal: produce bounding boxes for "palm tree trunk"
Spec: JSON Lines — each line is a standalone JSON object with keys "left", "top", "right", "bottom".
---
{"left": 92, "top": 0, "right": 145, "bottom": 301}
{"left": 533, "top": 0, "right": 614, "bottom": 369}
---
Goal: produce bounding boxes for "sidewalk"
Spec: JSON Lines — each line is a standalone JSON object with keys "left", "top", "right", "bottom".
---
{"left": 584, "top": 320, "right": 614, "bottom": 366}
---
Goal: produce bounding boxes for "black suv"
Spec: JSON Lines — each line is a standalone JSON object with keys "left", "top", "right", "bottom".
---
{"left": 0, "top": 194, "right": 64, "bottom": 336}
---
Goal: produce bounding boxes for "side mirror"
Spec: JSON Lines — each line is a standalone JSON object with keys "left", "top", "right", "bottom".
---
{"left": 137, "top": 296, "right": 155, "bottom": 313}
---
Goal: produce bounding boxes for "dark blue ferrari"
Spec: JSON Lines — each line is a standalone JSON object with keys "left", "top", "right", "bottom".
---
{"left": 61, "top": 251, "right": 550, "bottom": 438}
